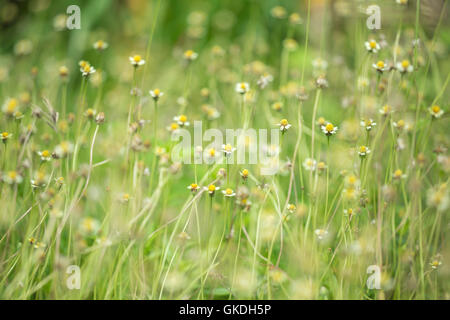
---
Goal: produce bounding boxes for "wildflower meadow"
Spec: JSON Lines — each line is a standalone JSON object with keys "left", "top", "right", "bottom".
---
{"left": 0, "top": 0, "right": 448, "bottom": 300}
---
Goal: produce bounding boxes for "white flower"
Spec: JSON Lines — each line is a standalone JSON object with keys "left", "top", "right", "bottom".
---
{"left": 358, "top": 146, "right": 371, "bottom": 157}
{"left": 173, "top": 115, "right": 190, "bottom": 127}
{"left": 360, "top": 119, "right": 376, "bottom": 131}
{"left": 38, "top": 150, "right": 52, "bottom": 161}
{"left": 278, "top": 119, "right": 291, "bottom": 133}
{"left": 235, "top": 82, "right": 250, "bottom": 94}
{"left": 129, "top": 55, "right": 145, "bottom": 67}
{"left": 321, "top": 122, "right": 338, "bottom": 136}
{"left": 303, "top": 158, "right": 317, "bottom": 171}
{"left": 222, "top": 144, "right": 236, "bottom": 156}
{"left": 80, "top": 64, "right": 96, "bottom": 77}
{"left": 312, "top": 58, "right": 328, "bottom": 71}
{"left": 222, "top": 188, "right": 236, "bottom": 197}
{"left": 149, "top": 88, "right": 164, "bottom": 100}
{"left": 365, "top": 40, "right": 380, "bottom": 53}
{"left": 93, "top": 40, "right": 108, "bottom": 51}
{"left": 257, "top": 73, "right": 273, "bottom": 89}
{"left": 396, "top": 60, "right": 414, "bottom": 73}
{"left": 373, "top": 60, "right": 388, "bottom": 73}
{"left": 429, "top": 105, "right": 444, "bottom": 119}
{"left": 314, "top": 229, "right": 328, "bottom": 240}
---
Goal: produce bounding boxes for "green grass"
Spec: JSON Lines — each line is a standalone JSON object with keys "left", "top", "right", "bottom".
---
{"left": 0, "top": 0, "right": 448, "bottom": 300}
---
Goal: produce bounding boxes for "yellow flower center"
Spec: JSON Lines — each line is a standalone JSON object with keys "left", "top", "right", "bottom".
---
{"left": 208, "top": 184, "right": 216, "bottom": 192}
{"left": 79, "top": 60, "right": 87, "bottom": 68}
{"left": 225, "top": 144, "right": 232, "bottom": 152}
{"left": 242, "top": 169, "right": 249, "bottom": 177}
{"left": 7, "top": 99, "right": 18, "bottom": 112}
{"left": 318, "top": 117, "right": 325, "bottom": 125}
{"left": 280, "top": 119, "right": 288, "bottom": 126}
{"left": 225, "top": 188, "right": 233, "bottom": 195}
{"left": 348, "top": 175, "right": 356, "bottom": 185}
{"left": 401, "top": 60, "right": 410, "bottom": 68}
{"left": 394, "top": 169, "right": 403, "bottom": 178}
{"left": 240, "top": 83, "right": 246, "bottom": 89}
{"left": 41, "top": 150, "right": 50, "bottom": 157}
{"left": 184, "top": 50, "right": 194, "bottom": 58}
{"left": 153, "top": 89, "right": 160, "bottom": 96}
{"left": 2, "top": 132, "right": 9, "bottom": 138}
{"left": 179, "top": 115, "right": 187, "bottom": 123}
{"left": 360, "top": 146, "right": 367, "bottom": 153}
{"left": 170, "top": 123, "right": 179, "bottom": 130}
{"left": 209, "top": 148, "right": 216, "bottom": 157}
{"left": 369, "top": 40, "right": 377, "bottom": 49}
{"left": 325, "top": 123, "right": 334, "bottom": 132}
{"left": 397, "top": 120, "right": 405, "bottom": 128}
{"left": 377, "top": 61, "right": 385, "bottom": 69}
{"left": 133, "top": 55, "right": 141, "bottom": 62}
{"left": 8, "top": 171, "right": 17, "bottom": 179}
{"left": 432, "top": 105, "right": 440, "bottom": 113}
{"left": 83, "top": 65, "right": 91, "bottom": 72}
{"left": 190, "top": 183, "right": 198, "bottom": 190}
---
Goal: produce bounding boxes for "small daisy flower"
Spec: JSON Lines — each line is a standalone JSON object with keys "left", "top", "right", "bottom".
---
{"left": 396, "top": 59, "right": 413, "bottom": 73}
{"left": 303, "top": 158, "right": 317, "bottom": 171}
{"left": 396, "top": 0, "right": 408, "bottom": 4}
{"left": 93, "top": 40, "right": 108, "bottom": 51}
{"left": 365, "top": 39, "right": 380, "bottom": 53}
{"left": 430, "top": 260, "right": 442, "bottom": 270}
{"left": 38, "top": 150, "right": 52, "bottom": 161}
{"left": 315, "top": 76, "right": 328, "bottom": 89}
{"left": 321, "top": 122, "right": 338, "bottom": 136}
{"left": 54, "top": 141, "right": 74, "bottom": 158}
{"left": 373, "top": 60, "right": 388, "bottom": 73}
{"left": 129, "top": 54, "right": 145, "bottom": 67}
{"left": 1, "top": 131, "right": 12, "bottom": 142}
{"left": 393, "top": 169, "right": 407, "bottom": 180}
{"left": 312, "top": 58, "right": 328, "bottom": 71}
{"left": 240, "top": 169, "right": 249, "bottom": 181}
{"left": 317, "top": 161, "right": 327, "bottom": 172}
{"left": 84, "top": 108, "right": 97, "bottom": 120}
{"left": 235, "top": 82, "right": 250, "bottom": 94}
{"left": 272, "top": 102, "right": 283, "bottom": 112}
{"left": 392, "top": 119, "right": 406, "bottom": 131}
{"left": 119, "top": 193, "right": 131, "bottom": 203}
{"left": 270, "top": 6, "right": 287, "bottom": 19}
{"left": 287, "top": 204, "right": 296, "bottom": 214}
{"left": 429, "top": 105, "right": 444, "bottom": 119}
{"left": 314, "top": 229, "right": 328, "bottom": 240}
{"left": 80, "top": 217, "right": 100, "bottom": 235}
{"left": 257, "top": 73, "right": 273, "bottom": 89}
{"left": 149, "top": 88, "right": 163, "bottom": 101}
{"left": 204, "top": 184, "right": 219, "bottom": 196}
{"left": 358, "top": 145, "right": 371, "bottom": 157}
{"left": 222, "top": 188, "right": 236, "bottom": 197}
{"left": 55, "top": 176, "right": 65, "bottom": 187}
{"left": 80, "top": 63, "right": 96, "bottom": 77}
{"left": 379, "top": 104, "right": 392, "bottom": 116}
{"left": 278, "top": 119, "right": 291, "bottom": 133}
{"left": 2, "top": 98, "right": 18, "bottom": 116}
{"left": 59, "top": 66, "right": 69, "bottom": 79}
{"left": 173, "top": 114, "right": 190, "bottom": 127}
{"left": 166, "top": 122, "right": 180, "bottom": 132}
{"left": 31, "top": 171, "right": 47, "bottom": 188}
{"left": 222, "top": 144, "right": 236, "bottom": 156}
{"left": 3, "top": 170, "right": 23, "bottom": 184}
{"left": 360, "top": 119, "right": 376, "bottom": 131}
{"left": 184, "top": 50, "right": 198, "bottom": 61}
{"left": 343, "top": 208, "right": 355, "bottom": 218}
{"left": 187, "top": 183, "right": 200, "bottom": 193}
